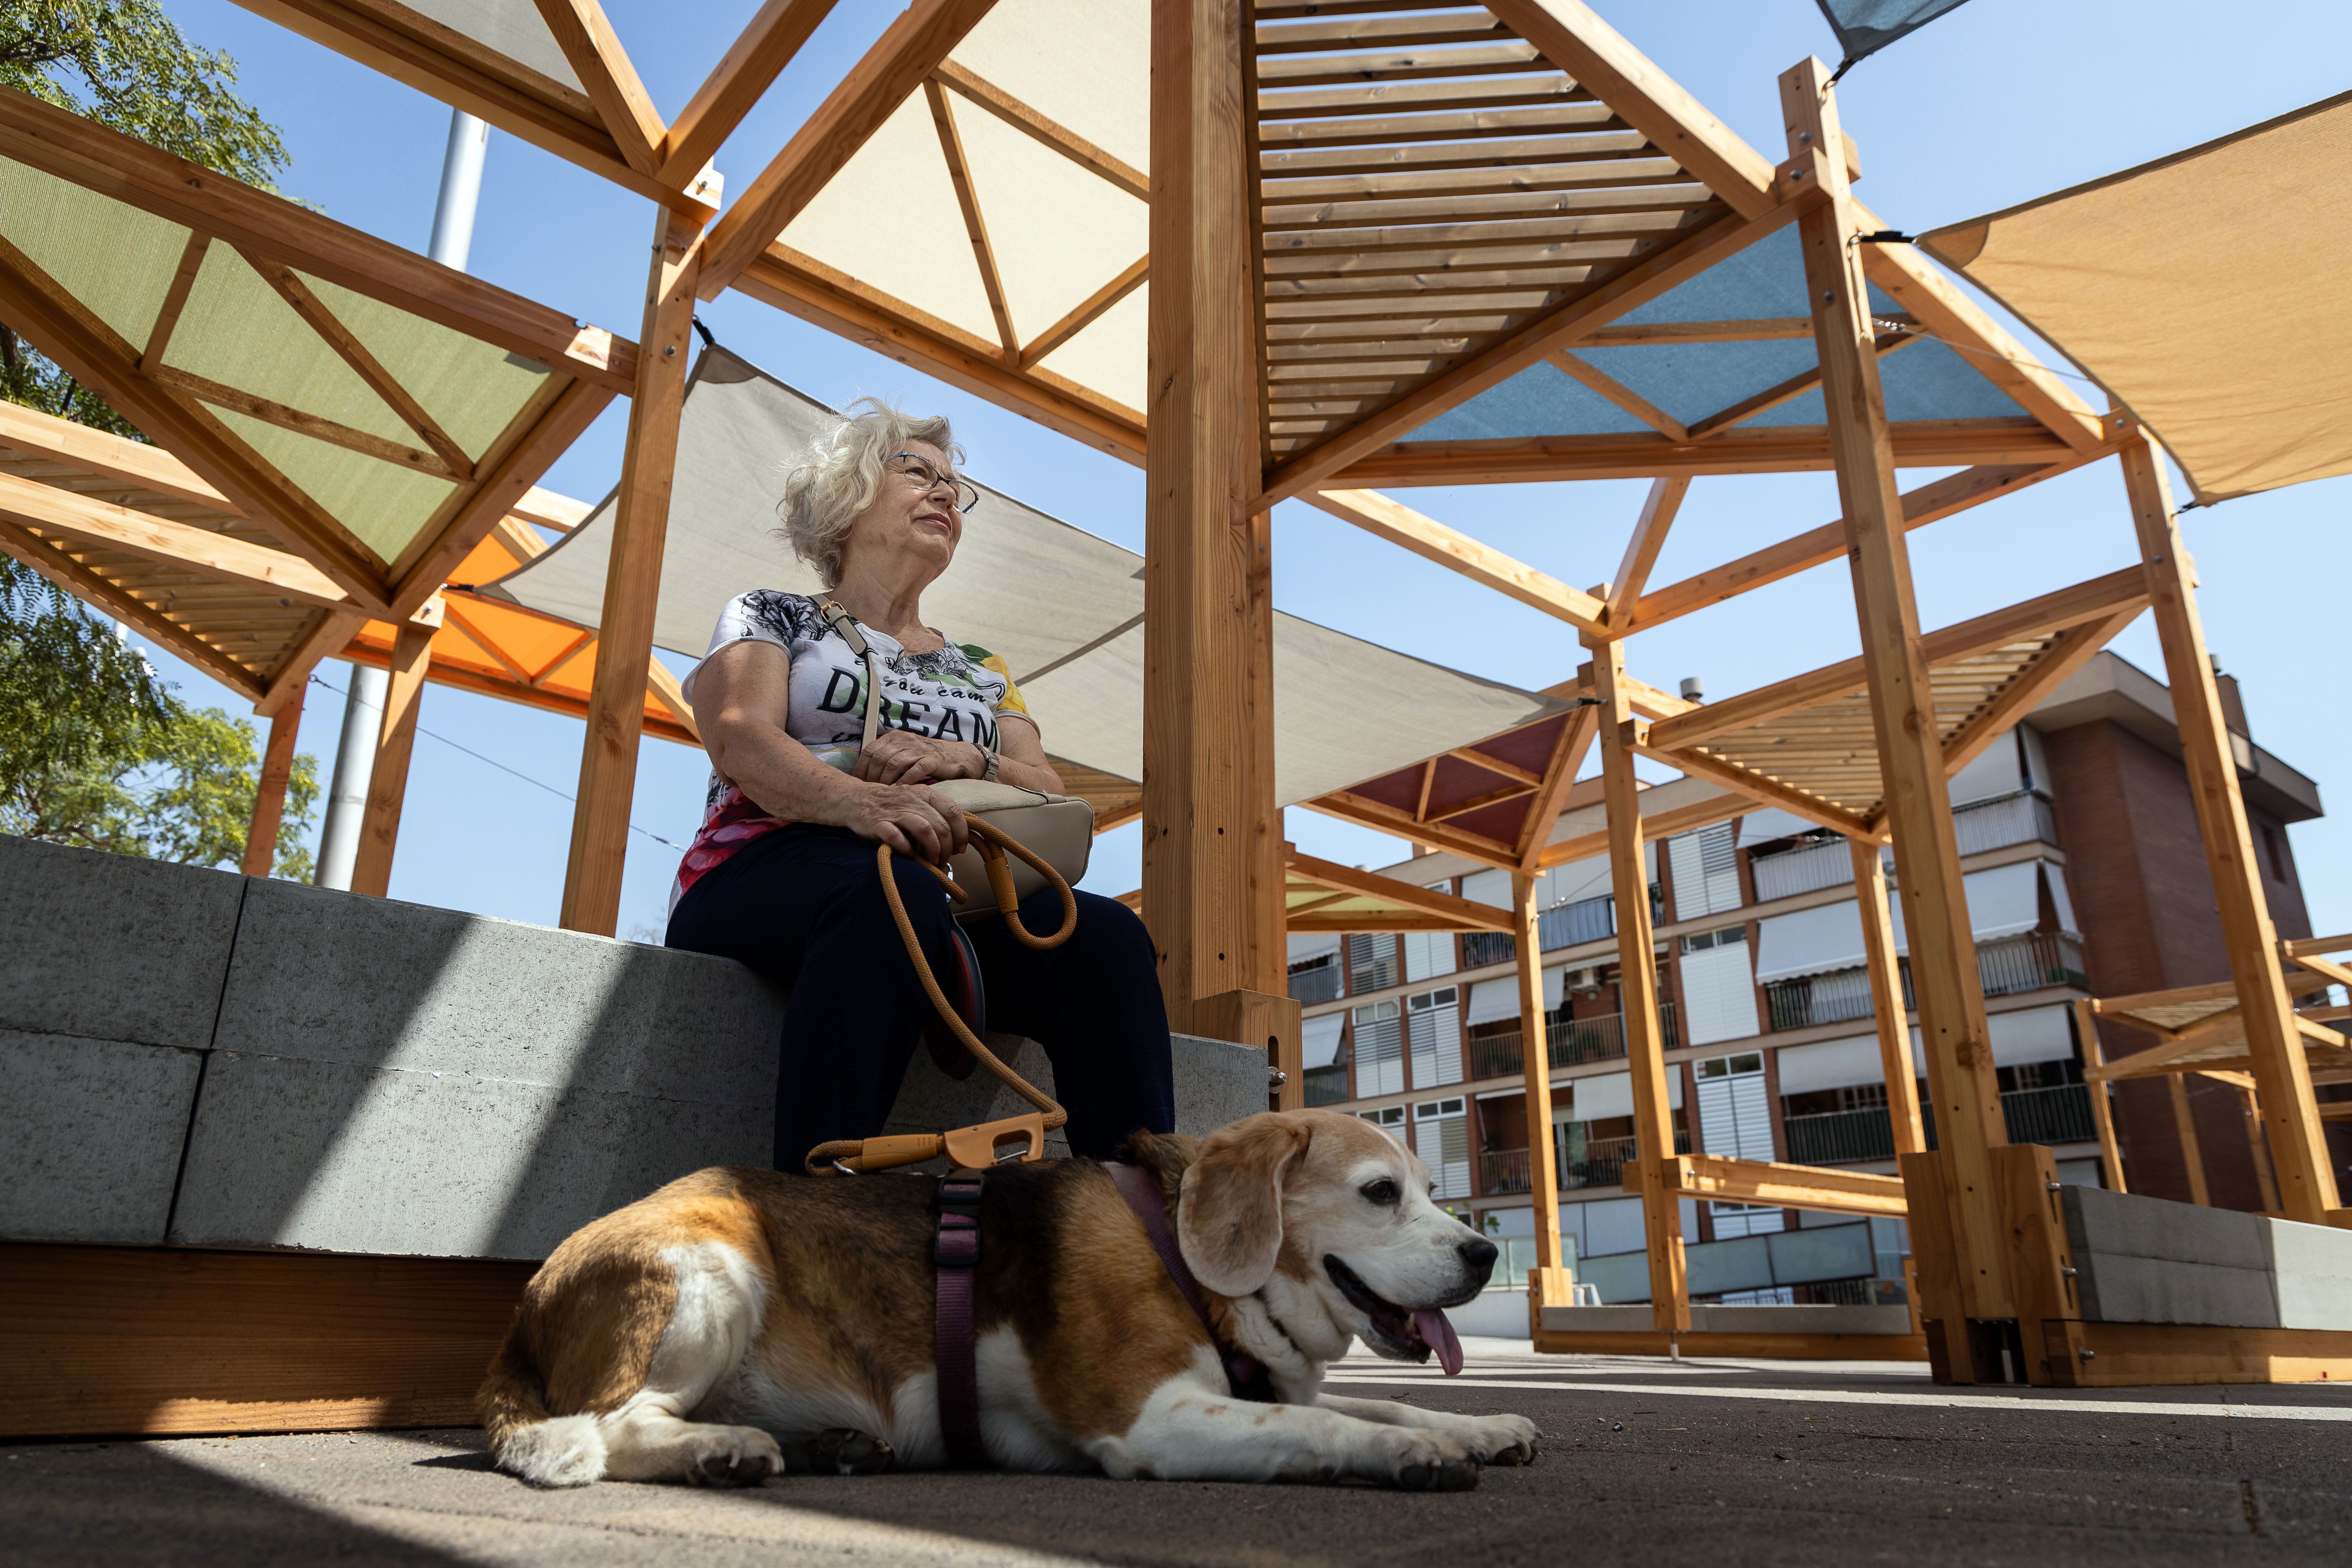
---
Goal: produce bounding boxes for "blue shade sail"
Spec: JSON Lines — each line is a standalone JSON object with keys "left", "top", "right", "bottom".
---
{"left": 1411, "top": 359, "right": 1655, "bottom": 443}
{"left": 1752, "top": 337, "right": 2024, "bottom": 425}
{"left": 1813, "top": 0, "right": 1975, "bottom": 68}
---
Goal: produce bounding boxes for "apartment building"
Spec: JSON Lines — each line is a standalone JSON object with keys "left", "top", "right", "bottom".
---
{"left": 1290, "top": 651, "right": 2328, "bottom": 1308}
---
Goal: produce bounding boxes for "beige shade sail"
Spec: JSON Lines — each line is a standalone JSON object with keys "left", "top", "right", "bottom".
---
{"left": 1919, "top": 90, "right": 2352, "bottom": 503}
{"left": 475, "top": 345, "right": 1568, "bottom": 808}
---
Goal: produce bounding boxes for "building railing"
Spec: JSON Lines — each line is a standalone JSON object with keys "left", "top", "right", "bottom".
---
{"left": 1559, "top": 1128, "right": 1691, "bottom": 1191}
{"left": 1748, "top": 792, "right": 2057, "bottom": 903}
{"left": 1784, "top": 1084, "right": 2100, "bottom": 1165}
{"left": 1464, "top": 1002, "right": 1681, "bottom": 1082}
{"left": 1303, "top": 1064, "right": 1349, "bottom": 1106}
{"left": 1481, "top": 1147, "right": 1531, "bottom": 1195}
{"left": 1458, "top": 886, "right": 1662, "bottom": 969}
{"left": 1288, "top": 964, "right": 1342, "bottom": 1004}
{"left": 1764, "top": 932, "right": 2084, "bottom": 1031}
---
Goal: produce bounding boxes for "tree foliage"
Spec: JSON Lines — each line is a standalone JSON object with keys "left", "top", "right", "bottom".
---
{"left": 0, "top": 0, "right": 297, "bottom": 435}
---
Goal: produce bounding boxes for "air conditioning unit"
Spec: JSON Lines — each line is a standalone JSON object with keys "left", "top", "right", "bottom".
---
{"left": 1563, "top": 966, "right": 1601, "bottom": 996}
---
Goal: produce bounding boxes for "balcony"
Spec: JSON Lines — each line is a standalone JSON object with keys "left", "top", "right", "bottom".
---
{"left": 1458, "top": 887, "right": 1662, "bottom": 968}
{"left": 1481, "top": 1147, "right": 1531, "bottom": 1195}
{"left": 1764, "top": 933, "right": 2085, "bottom": 1031}
{"left": 1783, "top": 1084, "right": 2101, "bottom": 1166}
{"left": 1288, "top": 963, "right": 1342, "bottom": 1005}
{"left": 1560, "top": 1128, "right": 1691, "bottom": 1191}
{"left": 1464, "top": 1002, "right": 1681, "bottom": 1080}
{"left": 1748, "top": 792, "right": 2056, "bottom": 903}
{"left": 1303, "top": 1064, "right": 1348, "bottom": 1106}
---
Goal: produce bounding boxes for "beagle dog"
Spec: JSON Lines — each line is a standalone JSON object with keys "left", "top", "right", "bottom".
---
{"left": 478, "top": 1110, "right": 1540, "bottom": 1490}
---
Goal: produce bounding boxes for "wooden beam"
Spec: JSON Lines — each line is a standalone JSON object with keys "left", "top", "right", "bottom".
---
{"left": 241, "top": 688, "right": 305, "bottom": 877}
{"left": 0, "top": 399, "right": 228, "bottom": 509}
{"left": 1664, "top": 1152, "right": 1910, "bottom": 1218}
{"left": 1142, "top": 0, "right": 1281, "bottom": 1023}
{"left": 0, "top": 469, "right": 349, "bottom": 608}
{"left": 1602, "top": 476, "right": 1687, "bottom": 629}
{"left": 1856, "top": 837, "right": 1927, "bottom": 1155}
{"left": 1647, "top": 565, "right": 2151, "bottom": 753}
{"left": 349, "top": 617, "right": 433, "bottom": 898}
{"left": 924, "top": 78, "right": 1018, "bottom": 358}
{"left": 1686, "top": 330, "right": 1917, "bottom": 441}
{"left": 1590, "top": 635, "right": 1688, "bottom": 1331}
{"left": 1545, "top": 349, "right": 1687, "bottom": 442}
{"left": 148, "top": 364, "right": 460, "bottom": 478}
{"left": 257, "top": 608, "right": 363, "bottom": 717}
{"left": 1286, "top": 851, "right": 1514, "bottom": 931}
{"left": 1018, "top": 254, "right": 1148, "bottom": 370}
{"left": 1784, "top": 61, "right": 2010, "bottom": 1342}
{"left": 735, "top": 247, "right": 1145, "bottom": 462}
{"left": 2284, "top": 932, "right": 2352, "bottom": 960}
{"left": 2074, "top": 998, "right": 2128, "bottom": 1194}
{"left": 1484, "top": 0, "right": 1780, "bottom": 219}
{"left": 1514, "top": 707, "right": 1599, "bottom": 870}
{"left": 1638, "top": 734, "right": 1883, "bottom": 843}
{"left": 933, "top": 58, "right": 1149, "bottom": 200}
{"left": 1301, "top": 792, "right": 1521, "bottom": 870}
{"left": 531, "top": 0, "right": 667, "bottom": 177}
{"left": 237, "top": 248, "right": 474, "bottom": 480}
{"left": 659, "top": 0, "right": 838, "bottom": 184}
{"left": 1305, "top": 488, "right": 1608, "bottom": 634}
{"left": 560, "top": 204, "right": 705, "bottom": 935}
{"left": 0, "top": 235, "right": 393, "bottom": 611}
{"left": 1939, "top": 608, "right": 2140, "bottom": 779}
{"left": 2122, "top": 431, "right": 2339, "bottom": 1221}
{"left": 0, "top": 517, "right": 264, "bottom": 700}
{"left": 698, "top": 0, "right": 998, "bottom": 294}
{"left": 1262, "top": 194, "right": 1812, "bottom": 505}
{"left": 1533, "top": 789, "right": 1745, "bottom": 869}
{"left": 0, "top": 86, "right": 635, "bottom": 393}
{"left": 2168, "top": 1074, "right": 2213, "bottom": 1205}
{"left": 142, "top": 232, "right": 209, "bottom": 369}
{"left": 1511, "top": 869, "right": 1573, "bottom": 1326}
{"left": 227, "top": 0, "right": 692, "bottom": 209}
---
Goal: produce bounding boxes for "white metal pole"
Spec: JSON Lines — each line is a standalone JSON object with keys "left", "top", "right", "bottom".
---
{"left": 315, "top": 109, "right": 488, "bottom": 890}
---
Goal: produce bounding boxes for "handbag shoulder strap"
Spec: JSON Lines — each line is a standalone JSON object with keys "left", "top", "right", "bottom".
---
{"left": 817, "top": 598, "right": 884, "bottom": 751}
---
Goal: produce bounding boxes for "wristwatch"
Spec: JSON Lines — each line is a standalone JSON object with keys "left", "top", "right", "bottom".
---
{"left": 979, "top": 747, "right": 1000, "bottom": 784}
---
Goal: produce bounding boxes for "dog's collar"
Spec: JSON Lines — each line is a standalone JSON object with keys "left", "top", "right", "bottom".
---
{"left": 1106, "top": 1163, "right": 1278, "bottom": 1403}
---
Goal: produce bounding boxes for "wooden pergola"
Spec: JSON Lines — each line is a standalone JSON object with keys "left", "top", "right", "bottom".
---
{"left": 4, "top": 0, "right": 2343, "bottom": 1385}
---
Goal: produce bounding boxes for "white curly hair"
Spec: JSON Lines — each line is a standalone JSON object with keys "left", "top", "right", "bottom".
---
{"left": 776, "top": 398, "right": 962, "bottom": 587}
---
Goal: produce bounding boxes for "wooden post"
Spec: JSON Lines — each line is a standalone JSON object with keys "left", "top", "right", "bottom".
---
{"left": 241, "top": 689, "right": 304, "bottom": 878}
{"left": 2235, "top": 1084, "right": 2283, "bottom": 1213}
{"left": 558, "top": 196, "right": 710, "bottom": 934}
{"left": 349, "top": 620, "right": 433, "bottom": 899}
{"left": 1512, "top": 871, "right": 1569, "bottom": 1331}
{"left": 1590, "top": 636, "right": 1688, "bottom": 1332}
{"left": 1782, "top": 61, "right": 2010, "bottom": 1352}
{"left": 1853, "top": 836, "right": 1925, "bottom": 1154}
{"left": 2120, "top": 434, "right": 2340, "bottom": 1222}
{"left": 2170, "top": 1075, "right": 2212, "bottom": 1206}
{"left": 1141, "top": 0, "right": 1285, "bottom": 1047}
{"left": 2074, "top": 999, "right": 2128, "bottom": 1194}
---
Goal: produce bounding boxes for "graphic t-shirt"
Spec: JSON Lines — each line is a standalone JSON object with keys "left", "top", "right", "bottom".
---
{"left": 671, "top": 590, "right": 1035, "bottom": 911}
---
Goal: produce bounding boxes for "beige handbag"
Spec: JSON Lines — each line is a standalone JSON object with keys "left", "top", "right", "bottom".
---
{"left": 819, "top": 601, "right": 1093, "bottom": 919}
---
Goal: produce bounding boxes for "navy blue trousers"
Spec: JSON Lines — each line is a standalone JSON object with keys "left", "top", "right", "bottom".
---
{"left": 666, "top": 822, "right": 1175, "bottom": 1170}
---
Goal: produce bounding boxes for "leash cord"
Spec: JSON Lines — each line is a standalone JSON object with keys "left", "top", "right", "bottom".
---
{"left": 802, "top": 816, "right": 1079, "bottom": 1173}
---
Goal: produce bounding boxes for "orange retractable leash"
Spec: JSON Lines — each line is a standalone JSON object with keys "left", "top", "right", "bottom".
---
{"left": 803, "top": 815, "right": 1078, "bottom": 1175}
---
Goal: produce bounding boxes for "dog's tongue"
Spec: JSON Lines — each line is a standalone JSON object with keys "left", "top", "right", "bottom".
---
{"left": 1414, "top": 1308, "right": 1463, "bottom": 1376}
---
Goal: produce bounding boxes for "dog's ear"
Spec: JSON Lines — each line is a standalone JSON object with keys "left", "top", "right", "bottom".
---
{"left": 1178, "top": 1112, "right": 1311, "bottom": 1296}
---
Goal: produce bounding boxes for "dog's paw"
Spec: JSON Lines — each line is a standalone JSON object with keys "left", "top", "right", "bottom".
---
{"left": 1383, "top": 1430, "right": 1482, "bottom": 1492}
{"left": 1469, "top": 1413, "right": 1539, "bottom": 1466}
{"left": 683, "top": 1425, "right": 783, "bottom": 1488}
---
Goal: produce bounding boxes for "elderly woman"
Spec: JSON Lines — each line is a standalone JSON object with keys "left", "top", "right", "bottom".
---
{"left": 665, "top": 402, "right": 1174, "bottom": 1171}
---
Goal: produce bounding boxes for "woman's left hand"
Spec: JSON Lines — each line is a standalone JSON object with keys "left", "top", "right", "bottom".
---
{"left": 854, "top": 731, "right": 986, "bottom": 786}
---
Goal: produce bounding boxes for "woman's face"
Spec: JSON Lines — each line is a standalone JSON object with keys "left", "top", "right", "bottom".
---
{"left": 841, "top": 439, "right": 965, "bottom": 584}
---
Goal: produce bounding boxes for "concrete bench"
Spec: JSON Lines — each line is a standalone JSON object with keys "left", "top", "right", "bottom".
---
{"left": 2062, "top": 1184, "right": 2352, "bottom": 1332}
{"left": 0, "top": 836, "right": 1267, "bottom": 1262}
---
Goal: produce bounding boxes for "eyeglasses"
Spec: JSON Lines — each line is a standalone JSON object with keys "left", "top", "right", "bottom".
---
{"left": 886, "top": 451, "right": 979, "bottom": 513}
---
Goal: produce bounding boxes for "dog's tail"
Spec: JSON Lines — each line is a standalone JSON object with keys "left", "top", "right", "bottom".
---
{"left": 477, "top": 1335, "right": 604, "bottom": 1488}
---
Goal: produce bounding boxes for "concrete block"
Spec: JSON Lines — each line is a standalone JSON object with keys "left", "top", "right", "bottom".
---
{"left": 2262, "top": 1217, "right": 2352, "bottom": 1331}
{"left": 1170, "top": 1032, "right": 1275, "bottom": 1136}
{"left": 2070, "top": 1252, "right": 2279, "bottom": 1328}
{"left": 0, "top": 1029, "right": 202, "bottom": 1245}
{"left": 1690, "top": 1304, "right": 1915, "bottom": 1336}
{"left": 0, "top": 836, "right": 243, "bottom": 1049}
{"left": 169, "top": 1052, "right": 773, "bottom": 1260}
{"left": 2062, "top": 1183, "right": 2268, "bottom": 1271}
{"left": 1539, "top": 1304, "right": 1656, "bottom": 1332}
{"left": 212, "top": 880, "right": 782, "bottom": 1100}
{"left": 880, "top": 1030, "right": 1270, "bottom": 1158}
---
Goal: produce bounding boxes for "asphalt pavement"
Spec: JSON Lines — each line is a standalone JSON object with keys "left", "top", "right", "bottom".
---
{"left": 10, "top": 1339, "right": 2351, "bottom": 1567}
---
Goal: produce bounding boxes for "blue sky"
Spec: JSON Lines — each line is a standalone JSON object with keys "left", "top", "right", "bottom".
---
{"left": 129, "top": 0, "right": 2352, "bottom": 944}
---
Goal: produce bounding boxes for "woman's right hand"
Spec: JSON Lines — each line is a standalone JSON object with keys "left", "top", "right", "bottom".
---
{"left": 842, "top": 780, "right": 969, "bottom": 862}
